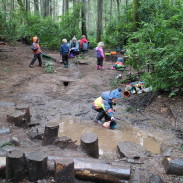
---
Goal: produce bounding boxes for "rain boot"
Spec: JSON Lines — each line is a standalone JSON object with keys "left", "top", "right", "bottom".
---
{"left": 95, "top": 111, "right": 105, "bottom": 124}
{"left": 96, "top": 65, "right": 99, "bottom": 70}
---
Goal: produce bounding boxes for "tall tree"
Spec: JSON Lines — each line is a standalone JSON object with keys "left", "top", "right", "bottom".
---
{"left": 96, "top": 0, "right": 103, "bottom": 42}
{"left": 62, "top": 0, "right": 65, "bottom": 15}
{"left": 34, "top": 0, "right": 39, "bottom": 13}
{"left": 25, "top": 0, "right": 30, "bottom": 12}
{"left": 109, "top": 0, "right": 113, "bottom": 22}
{"left": 81, "top": 0, "right": 87, "bottom": 37}
{"left": 65, "top": 0, "right": 69, "bottom": 12}
{"left": 132, "top": 0, "right": 140, "bottom": 31}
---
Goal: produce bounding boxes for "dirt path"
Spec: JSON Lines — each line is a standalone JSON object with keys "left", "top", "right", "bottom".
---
{"left": 0, "top": 42, "right": 183, "bottom": 183}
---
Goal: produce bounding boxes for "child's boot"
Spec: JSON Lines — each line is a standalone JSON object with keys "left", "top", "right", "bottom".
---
{"left": 99, "top": 66, "right": 105, "bottom": 70}
{"left": 96, "top": 65, "right": 99, "bottom": 70}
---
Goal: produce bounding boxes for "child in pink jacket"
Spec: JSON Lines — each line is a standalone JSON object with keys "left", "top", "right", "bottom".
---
{"left": 95, "top": 42, "right": 104, "bottom": 70}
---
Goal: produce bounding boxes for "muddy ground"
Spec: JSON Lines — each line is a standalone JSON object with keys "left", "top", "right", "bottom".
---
{"left": 0, "top": 42, "right": 183, "bottom": 183}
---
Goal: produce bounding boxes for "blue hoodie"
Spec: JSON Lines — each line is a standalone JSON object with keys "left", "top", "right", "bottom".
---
{"left": 101, "top": 88, "right": 122, "bottom": 117}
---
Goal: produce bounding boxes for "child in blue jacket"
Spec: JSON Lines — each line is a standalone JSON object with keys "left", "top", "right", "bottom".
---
{"left": 92, "top": 88, "right": 122, "bottom": 124}
{"left": 60, "top": 39, "right": 70, "bottom": 68}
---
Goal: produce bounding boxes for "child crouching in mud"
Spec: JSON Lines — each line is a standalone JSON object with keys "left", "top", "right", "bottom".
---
{"left": 92, "top": 88, "right": 122, "bottom": 129}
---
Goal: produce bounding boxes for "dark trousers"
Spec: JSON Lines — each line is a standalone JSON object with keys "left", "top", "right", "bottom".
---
{"left": 97, "top": 58, "right": 103, "bottom": 66}
{"left": 62, "top": 53, "right": 69, "bottom": 66}
{"left": 93, "top": 107, "right": 111, "bottom": 121}
{"left": 30, "top": 53, "right": 42, "bottom": 66}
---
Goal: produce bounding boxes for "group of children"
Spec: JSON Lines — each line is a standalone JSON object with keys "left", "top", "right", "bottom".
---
{"left": 29, "top": 36, "right": 124, "bottom": 129}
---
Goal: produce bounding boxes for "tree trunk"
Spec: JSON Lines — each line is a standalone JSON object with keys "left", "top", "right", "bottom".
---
{"left": 96, "top": 0, "right": 103, "bottom": 42}
{"left": 132, "top": 0, "right": 140, "bottom": 31}
{"left": 62, "top": 0, "right": 65, "bottom": 15}
{"left": 25, "top": 0, "right": 30, "bottom": 12}
{"left": 109, "top": 0, "right": 113, "bottom": 22}
{"left": 34, "top": 0, "right": 39, "bottom": 13}
{"left": 81, "top": 0, "right": 87, "bottom": 37}
{"left": 65, "top": 0, "right": 69, "bottom": 12}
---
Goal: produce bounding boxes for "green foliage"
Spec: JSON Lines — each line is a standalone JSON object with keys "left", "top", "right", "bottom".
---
{"left": 44, "top": 61, "right": 54, "bottom": 73}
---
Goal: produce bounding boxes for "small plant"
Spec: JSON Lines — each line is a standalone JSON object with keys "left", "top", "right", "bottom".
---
{"left": 92, "top": 84, "right": 98, "bottom": 89}
{"left": 44, "top": 61, "right": 54, "bottom": 73}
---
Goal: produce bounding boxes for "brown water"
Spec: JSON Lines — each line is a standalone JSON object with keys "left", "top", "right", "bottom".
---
{"left": 57, "top": 116, "right": 161, "bottom": 157}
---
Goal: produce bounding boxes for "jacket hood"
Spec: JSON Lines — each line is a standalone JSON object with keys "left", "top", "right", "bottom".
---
{"left": 32, "top": 37, "right": 39, "bottom": 43}
{"left": 117, "top": 57, "right": 123, "bottom": 63}
{"left": 101, "top": 88, "right": 122, "bottom": 100}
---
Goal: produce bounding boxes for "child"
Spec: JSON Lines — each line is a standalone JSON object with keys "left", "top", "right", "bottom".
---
{"left": 60, "top": 39, "right": 70, "bottom": 68}
{"left": 92, "top": 88, "right": 122, "bottom": 124}
{"left": 79, "top": 35, "right": 89, "bottom": 54}
{"left": 111, "top": 57, "right": 125, "bottom": 71}
{"left": 29, "top": 36, "right": 43, "bottom": 68}
{"left": 95, "top": 42, "right": 105, "bottom": 70}
{"left": 69, "top": 36, "right": 80, "bottom": 58}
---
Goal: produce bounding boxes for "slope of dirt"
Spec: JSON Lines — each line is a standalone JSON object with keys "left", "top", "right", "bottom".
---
{"left": 0, "top": 42, "right": 183, "bottom": 183}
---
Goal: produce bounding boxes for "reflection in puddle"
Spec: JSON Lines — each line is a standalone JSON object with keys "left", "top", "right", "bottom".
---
{"left": 58, "top": 117, "right": 161, "bottom": 157}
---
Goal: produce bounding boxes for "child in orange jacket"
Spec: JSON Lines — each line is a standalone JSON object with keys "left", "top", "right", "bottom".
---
{"left": 29, "top": 36, "right": 43, "bottom": 68}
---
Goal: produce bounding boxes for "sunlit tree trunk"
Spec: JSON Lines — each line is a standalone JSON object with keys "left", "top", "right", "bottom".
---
{"left": 96, "top": 0, "right": 103, "bottom": 42}
{"left": 81, "top": 0, "right": 87, "bottom": 37}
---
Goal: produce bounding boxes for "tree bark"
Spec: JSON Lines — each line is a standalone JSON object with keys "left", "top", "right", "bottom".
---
{"left": 96, "top": 0, "right": 103, "bottom": 42}
{"left": 81, "top": 0, "right": 87, "bottom": 37}
{"left": 6, "top": 150, "right": 25, "bottom": 182}
{"left": 109, "top": 0, "right": 113, "bottom": 22}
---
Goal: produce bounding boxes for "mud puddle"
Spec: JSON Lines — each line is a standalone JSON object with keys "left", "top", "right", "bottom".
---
{"left": 57, "top": 116, "right": 161, "bottom": 158}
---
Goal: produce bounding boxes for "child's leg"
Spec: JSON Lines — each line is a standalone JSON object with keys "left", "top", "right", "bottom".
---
{"left": 29, "top": 54, "right": 38, "bottom": 67}
{"left": 37, "top": 54, "right": 43, "bottom": 66}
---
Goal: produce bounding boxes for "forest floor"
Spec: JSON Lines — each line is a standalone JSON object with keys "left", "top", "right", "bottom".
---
{"left": 0, "top": 42, "right": 183, "bottom": 183}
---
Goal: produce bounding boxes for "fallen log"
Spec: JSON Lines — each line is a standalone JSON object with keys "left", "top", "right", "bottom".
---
{"left": 48, "top": 157, "right": 131, "bottom": 182}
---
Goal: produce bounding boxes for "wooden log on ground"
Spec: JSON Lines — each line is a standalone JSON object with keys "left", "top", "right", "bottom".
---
{"left": 15, "top": 104, "right": 31, "bottom": 122}
{"left": 55, "top": 159, "right": 75, "bottom": 183}
{"left": 162, "top": 156, "right": 183, "bottom": 176}
{"left": 26, "top": 151, "right": 48, "bottom": 182}
{"left": 6, "top": 150, "right": 25, "bottom": 182}
{"left": 42, "top": 122, "right": 59, "bottom": 145}
{"left": 80, "top": 132, "right": 99, "bottom": 158}
{"left": 48, "top": 156, "right": 131, "bottom": 182}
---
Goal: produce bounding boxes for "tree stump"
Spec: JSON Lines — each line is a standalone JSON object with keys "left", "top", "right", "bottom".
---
{"left": 42, "top": 122, "right": 59, "bottom": 145}
{"left": 26, "top": 151, "right": 48, "bottom": 182}
{"left": 54, "top": 136, "right": 77, "bottom": 149}
{"left": 7, "top": 104, "right": 31, "bottom": 128}
{"left": 6, "top": 150, "right": 25, "bottom": 182}
{"left": 54, "top": 159, "right": 75, "bottom": 183}
{"left": 15, "top": 104, "right": 31, "bottom": 121}
{"left": 80, "top": 132, "right": 99, "bottom": 158}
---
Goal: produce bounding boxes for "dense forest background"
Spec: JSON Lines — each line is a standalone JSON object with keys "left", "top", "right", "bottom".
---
{"left": 0, "top": 0, "right": 183, "bottom": 94}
